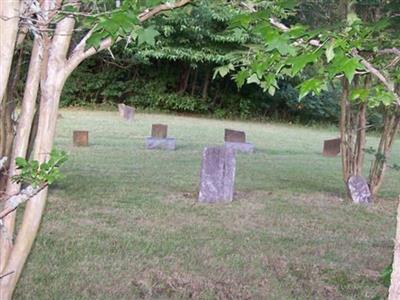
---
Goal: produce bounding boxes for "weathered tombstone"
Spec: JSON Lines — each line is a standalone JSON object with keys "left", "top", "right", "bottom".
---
{"left": 73, "top": 130, "right": 89, "bottom": 147}
{"left": 224, "top": 128, "right": 255, "bottom": 153}
{"left": 151, "top": 124, "right": 168, "bottom": 138}
{"left": 347, "top": 175, "right": 373, "bottom": 204}
{"left": 198, "top": 146, "right": 236, "bottom": 203}
{"left": 118, "top": 103, "right": 134, "bottom": 121}
{"left": 323, "top": 138, "right": 341, "bottom": 157}
{"left": 145, "top": 124, "right": 176, "bottom": 150}
{"left": 225, "top": 129, "right": 246, "bottom": 143}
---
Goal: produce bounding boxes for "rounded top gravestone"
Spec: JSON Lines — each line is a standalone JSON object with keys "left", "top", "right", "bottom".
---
{"left": 347, "top": 175, "right": 373, "bottom": 204}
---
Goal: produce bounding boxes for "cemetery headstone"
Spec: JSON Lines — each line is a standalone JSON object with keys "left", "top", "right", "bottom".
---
{"left": 118, "top": 103, "right": 134, "bottom": 121}
{"left": 347, "top": 175, "right": 373, "bottom": 204}
{"left": 145, "top": 124, "right": 176, "bottom": 150}
{"left": 323, "top": 138, "right": 341, "bottom": 157}
{"left": 198, "top": 146, "right": 236, "bottom": 203}
{"left": 73, "top": 130, "right": 89, "bottom": 147}
{"left": 151, "top": 124, "right": 168, "bottom": 138}
{"left": 225, "top": 129, "right": 246, "bottom": 143}
{"left": 224, "top": 128, "right": 255, "bottom": 153}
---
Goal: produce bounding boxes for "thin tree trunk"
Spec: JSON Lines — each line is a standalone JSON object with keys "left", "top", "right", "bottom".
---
{"left": 0, "top": 1, "right": 21, "bottom": 105}
{"left": 353, "top": 101, "right": 367, "bottom": 175}
{"left": 340, "top": 78, "right": 352, "bottom": 184}
{"left": 0, "top": 38, "right": 44, "bottom": 274}
{"left": 389, "top": 198, "right": 400, "bottom": 300}
{"left": 26, "top": 108, "right": 40, "bottom": 160}
{"left": 191, "top": 68, "right": 198, "bottom": 96}
{"left": 0, "top": 10, "right": 73, "bottom": 298}
{"left": 369, "top": 108, "right": 400, "bottom": 196}
{"left": 178, "top": 65, "right": 190, "bottom": 94}
{"left": 202, "top": 69, "right": 210, "bottom": 99}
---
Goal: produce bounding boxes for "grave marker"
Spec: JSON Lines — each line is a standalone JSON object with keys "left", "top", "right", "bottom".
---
{"left": 151, "top": 124, "right": 168, "bottom": 138}
{"left": 225, "top": 129, "right": 246, "bottom": 143}
{"left": 348, "top": 175, "right": 373, "bottom": 204}
{"left": 118, "top": 103, "right": 134, "bottom": 121}
{"left": 198, "top": 146, "right": 236, "bottom": 203}
{"left": 145, "top": 124, "right": 176, "bottom": 150}
{"left": 323, "top": 138, "right": 341, "bottom": 157}
{"left": 73, "top": 130, "right": 89, "bottom": 147}
{"left": 224, "top": 129, "right": 255, "bottom": 153}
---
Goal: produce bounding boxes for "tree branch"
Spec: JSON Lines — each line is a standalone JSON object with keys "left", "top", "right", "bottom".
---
{"left": 66, "top": 0, "right": 191, "bottom": 76}
{"left": 267, "top": 18, "right": 400, "bottom": 106}
{"left": 0, "top": 185, "right": 46, "bottom": 220}
{"left": 138, "top": 0, "right": 191, "bottom": 22}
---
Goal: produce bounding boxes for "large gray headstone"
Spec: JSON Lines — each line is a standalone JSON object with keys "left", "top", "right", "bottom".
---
{"left": 348, "top": 175, "right": 373, "bottom": 204}
{"left": 118, "top": 103, "right": 134, "bottom": 121}
{"left": 198, "top": 146, "right": 236, "bottom": 203}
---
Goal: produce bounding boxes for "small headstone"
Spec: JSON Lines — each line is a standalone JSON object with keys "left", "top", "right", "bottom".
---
{"left": 224, "top": 129, "right": 255, "bottom": 154}
{"left": 225, "top": 129, "right": 246, "bottom": 143}
{"left": 73, "top": 130, "right": 89, "bottom": 147}
{"left": 198, "top": 146, "right": 236, "bottom": 203}
{"left": 118, "top": 103, "right": 134, "bottom": 121}
{"left": 323, "top": 138, "right": 341, "bottom": 157}
{"left": 145, "top": 124, "right": 175, "bottom": 150}
{"left": 347, "top": 175, "right": 373, "bottom": 204}
{"left": 151, "top": 124, "right": 168, "bottom": 138}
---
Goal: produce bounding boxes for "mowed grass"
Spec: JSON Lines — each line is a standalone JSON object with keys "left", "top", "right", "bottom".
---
{"left": 15, "top": 110, "right": 400, "bottom": 299}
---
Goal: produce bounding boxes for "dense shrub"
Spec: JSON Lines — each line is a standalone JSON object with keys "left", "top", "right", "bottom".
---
{"left": 62, "top": 57, "right": 343, "bottom": 124}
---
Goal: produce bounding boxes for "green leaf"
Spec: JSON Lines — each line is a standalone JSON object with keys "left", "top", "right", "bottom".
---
{"left": 247, "top": 74, "right": 260, "bottom": 85}
{"left": 286, "top": 52, "right": 321, "bottom": 76}
{"left": 213, "top": 63, "right": 234, "bottom": 79}
{"left": 325, "top": 40, "right": 335, "bottom": 63}
{"left": 137, "top": 26, "right": 160, "bottom": 46}
{"left": 349, "top": 88, "right": 369, "bottom": 102}
{"left": 234, "top": 70, "right": 248, "bottom": 88}
{"left": 86, "top": 31, "right": 109, "bottom": 50}
{"left": 297, "top": 78, "right": 327, "bottom": 99}
{"left": 328, "top": 55, "right": 362, "bottom": 83}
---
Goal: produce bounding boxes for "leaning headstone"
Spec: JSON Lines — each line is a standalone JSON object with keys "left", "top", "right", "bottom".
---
{"left": 323, "top": 138, "right": 341, "bottom": 157}
{"left": 118, "top": 103, "right": 134, "bottom": 121}
{"left": 224, "top": 129, "right": 255, "bottom": 153}
{"left": 347, "top": 175, "right": 373, "bottom": 204}
{"left": 73, "top": 130, "right": 89, "bottom": 147}
{"left": 198, "top": 146, "right": 236, "bottom": 203}
{"left": 145, "top": 124, "right": 176, "bottom": 150}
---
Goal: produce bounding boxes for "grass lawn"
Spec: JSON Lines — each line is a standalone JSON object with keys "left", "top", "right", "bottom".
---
{"left": 15, "top": 110, "right": 400, "bottom": 299}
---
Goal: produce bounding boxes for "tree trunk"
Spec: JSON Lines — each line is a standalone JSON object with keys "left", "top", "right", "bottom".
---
{"left": 368, "top": 107, "right": 400, "bottom": 196}
{"left": 0, "top": 1, "right": 21, "bottom": 105}
{"left": 178, "top": 65, "right": 190, "bottom": 94}
{"left": 340, "top": 78, "right": 352, "bottom": 184}
{"left": 353, "top": 76, "right": 370, "bottom": 176}
{"left": 0, "top": 38, "right": 43, "bottom": 275}
{"left": 202, "top": 69, "right": 210, "bottom": 99}
{"left": 0, "top": 10, "right": 74, "bottom": 298}
{"left": 191, "top": 68, "right": 198, "bottom": 96}
{"left": 389, "top": 198, "right": 400, "bottom": 300}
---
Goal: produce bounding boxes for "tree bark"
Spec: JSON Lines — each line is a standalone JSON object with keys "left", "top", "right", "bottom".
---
{"left": 368, "top": 108, "right": 400, "bottom": 196}
{"left": 340, "top": 78, "right": 352, "bottom": 184}
{"left": 202, "top": 69, "right": 210, "bottom": 99}
{"left": 389, "top": 198, "right": 400, "bottom": 300}
{"left": 0, "top": 38, "right": 44, "bottom": 275}
{"left": 0, "top": 0, "right": 21, "bottom": 105}
{"left": 191, "top": 68, "right": 198, "bottom": 96}
{"left": 0, "top": 8, "right": 74, "bottom": 298}
{"left": 178, "top": 65, "right": 191, "bottom": 94}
